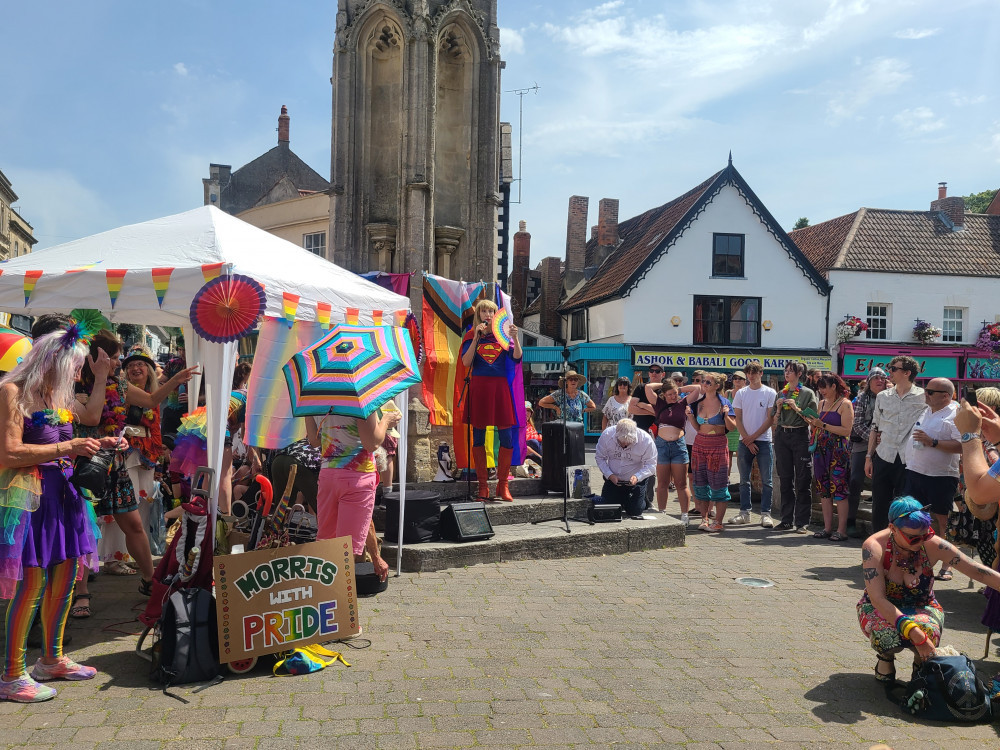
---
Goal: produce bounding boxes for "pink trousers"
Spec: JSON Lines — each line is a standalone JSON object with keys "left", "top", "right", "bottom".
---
{"left": 316, "top": 468, "right": 377, "bottom": 555}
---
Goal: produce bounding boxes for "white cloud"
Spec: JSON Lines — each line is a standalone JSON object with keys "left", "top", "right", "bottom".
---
{"left": 580, "top": 1, "right": 626, "bottom": 21}
{"left": 827, "top": 57, "right": 911, "bottom": 121}
{"left": 893, "top": 106, "right": 945, "bottom": 136}
{"left": 173, "top": 62, "right": 189, "bottom": 76}
{"left": 500, "top": 27, "right": 525, "bottom": 55}
{"left": 950, "top": 92, "right": 987, "bottom": 107}
{"left": 4, "top": 168, "right": 118, "bottom": 248}
{"left": 801, "top": 0, "right": 870, "bottom": 45}
{"left": 893, "top": 28, "right": 939, "bottom": 40}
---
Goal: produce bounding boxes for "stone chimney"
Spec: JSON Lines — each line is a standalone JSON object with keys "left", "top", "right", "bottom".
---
{"left": 511, "top": 221, "right": 531, "bottom": 325}
{"left": 203, "top": 163, "right": 232, "bottom": 208}
{"left": 565, "top": 196, "right": 589, "bottom": 288}
{"left": 540, "top": 256, "right": 563, "bottom": 341}
{"left": 278, "top": 105, "right": 290, "bottom": 145}
{"left": 591, "top": 197, "right": 620, "bottom": 267}
{"left": 930, "top": 181, "right": 965, "bottom": 230}
{"left": 591, "top": 225, "right": 599, "bottom": 242}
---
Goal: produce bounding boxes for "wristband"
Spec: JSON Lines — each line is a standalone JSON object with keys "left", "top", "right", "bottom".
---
{"left": 895, "top": 615, "right": 912, "bottom": 636}
{"left": 901, "top": 621, "right": 919, "bottom": 640}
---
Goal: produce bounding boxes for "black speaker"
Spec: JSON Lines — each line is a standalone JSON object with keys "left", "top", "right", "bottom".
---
{"left": 384, "top": 491, "right": 442, "bottom": 544}
{"left": 540, "top": 420, "right": 586, "bottom": 493}
{"left": 588, "top": 503, "right": 623, "bottom": 523}
{"left": 440, "top": 502, "right": 495, "bottom": 542}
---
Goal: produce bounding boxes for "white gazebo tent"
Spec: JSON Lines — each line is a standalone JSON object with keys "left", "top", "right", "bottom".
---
{"left": 0, "top": 206, "right": 410, "bottom": 520}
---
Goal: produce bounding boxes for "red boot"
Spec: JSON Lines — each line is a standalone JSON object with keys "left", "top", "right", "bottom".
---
{"left": 495, "top": 447, "right": 514, "bottom": 502}
{"left": 472, "top": 446, "right": 490, "bottom": 501}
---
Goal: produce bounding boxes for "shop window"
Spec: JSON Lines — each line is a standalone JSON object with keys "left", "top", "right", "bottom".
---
{"left": 586, "top": 362, "right": 619, "bottom": 434}
{"left": 571, "top": 310, "right": 586, "bottom": 340}
{"left": 866, "top": 303, "right": 889, "bottom": 340}
{"left": 693, "top": 296, "right": 760, "bottom": 346}
{"left": 942, "top": 307, "right": 964, "bottom": 343}
{"left": 712, "top": 233, "right": 744, "bottom": 277}
{"left": 303, "top": 231, "right": 326, "bottom": 256}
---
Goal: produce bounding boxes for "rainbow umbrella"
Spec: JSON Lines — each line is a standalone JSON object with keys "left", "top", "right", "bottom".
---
{"left": 283, "top": 323, "right": 421, "bottom": 419}
{"left": 0, "top": 326, "right": 31, "bottom": 372}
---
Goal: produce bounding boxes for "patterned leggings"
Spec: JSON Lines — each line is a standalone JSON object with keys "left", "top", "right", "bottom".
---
{"left": 3, "top": 559, "right": 78, "bottom": 680}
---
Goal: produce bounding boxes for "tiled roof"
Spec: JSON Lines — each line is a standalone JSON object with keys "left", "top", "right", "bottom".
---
{"left": 557, "top": 172, "right": 721, "bottom": 311}
{"left": 221, "top": 145, "right": 330, "bottom": 216}
{"left": 523, "top": 292, "right": 542, "bottom": 316}
{"left": 793, "top": 208, "right": 1000, "bottom": 277}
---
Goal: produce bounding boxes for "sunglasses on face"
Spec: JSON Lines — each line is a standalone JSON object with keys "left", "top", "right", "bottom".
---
{"left": 896, "top": 528, "right": 933, "bottom": 545}
{"left": 888, "top": 366, "right": 906, "bottom": 372}
{"left": 648, "top": 369, "right": 663, "bottom": 374}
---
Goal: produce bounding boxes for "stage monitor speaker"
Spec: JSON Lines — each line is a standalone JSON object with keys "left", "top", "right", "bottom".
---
{"left": 440, "top": 502, "right": 495, "bottom": 542}
{"left": 588, "top": 503, "right": 623, "bottom": 523}
{"left": 540, "top": 420, "right": 586, "bottom": 493}
{"left": 384, "top": 491, "right": 442, "bottom": 544}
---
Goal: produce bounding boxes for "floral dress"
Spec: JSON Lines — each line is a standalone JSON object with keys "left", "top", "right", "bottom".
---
{"left": 550, "top": 390, "right": 590, "bottom": 423}
{"left": 813, "top": 405, "right": 851, "bottom": 502}
{"left": 602, "top": 396, "right": 630, "bottom": 428}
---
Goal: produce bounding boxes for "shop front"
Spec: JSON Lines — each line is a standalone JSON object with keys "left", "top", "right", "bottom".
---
{"left": 839, "top": 343, "right": 964, "bottom": 383}
{"left": 632, "top": 347, "right": 833, "bottom": 391}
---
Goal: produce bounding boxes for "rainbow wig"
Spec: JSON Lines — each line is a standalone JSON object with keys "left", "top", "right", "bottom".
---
{"left": 888, "top": 496, "right": 931, "bottom": 529}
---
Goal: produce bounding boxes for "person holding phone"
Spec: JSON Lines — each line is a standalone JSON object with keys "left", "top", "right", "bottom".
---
{"left": 594, "top": 418, "right": 656, "bottom": 518}
{"left": 772, "top": 361, "right": 819, "bottom": 533}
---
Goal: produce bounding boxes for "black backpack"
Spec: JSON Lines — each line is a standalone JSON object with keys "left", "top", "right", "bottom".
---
{"left": 895, "top": 654, "right": 993, "bottom": 723}
{"left": 151, "top": 588, "right": 219, "bottom": 693}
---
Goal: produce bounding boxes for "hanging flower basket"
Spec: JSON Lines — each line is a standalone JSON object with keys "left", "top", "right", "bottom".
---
{"left": 835, "top": 315, "right": 868, "bottom": 344}
{"left": 912, "top": 319, "right": 942, "bottom": 345}
{"left": 977, "top": 323, "right": 1000, "bottom": 357}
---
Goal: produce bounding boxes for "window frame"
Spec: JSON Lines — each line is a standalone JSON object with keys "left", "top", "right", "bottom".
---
{"left": 303, "top": 231, "right": 326, "bottom": 257}
{"left": 571, "top": 310, "right": 586, "bottom": 341}
{"left": 865, "top": 303, "right": 889, "bottom": 340}
{"left": 692, "top": 295, "right": 762, "bottom": 347}
{"left": 711, "top": 233, "right": 745, "bottom": 278}
{"left": 942, "top": 306, "right": 964, "bottom": 343}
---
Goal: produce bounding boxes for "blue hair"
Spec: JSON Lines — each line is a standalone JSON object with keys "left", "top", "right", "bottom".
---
{"left": 888, "top": 496, "right": 931, "bottom": 529}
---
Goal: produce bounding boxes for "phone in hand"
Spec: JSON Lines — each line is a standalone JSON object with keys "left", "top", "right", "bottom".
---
{"left": 966, "top": 387, "right": 979, "bottom": 407}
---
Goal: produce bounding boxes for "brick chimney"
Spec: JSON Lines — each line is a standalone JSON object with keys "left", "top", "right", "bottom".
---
{"left": 511, "top": 221, "right": 530, "bottom": 325}
{"left": 930, "top": 181, "right": 965, "bottom": 230}
{"left": 565, "top": 196, "right": 589, "bottom": 288}
{"left": 278, "top": 105, "right": 290, "bottom": 145}
{"left": 540, "top": 256, "right": 563, "bottom": 341}
{"left": 591, "top": 198, "right": 620, "bottom": 267}
{"left": 591, "top": 225, "right": 598, "bottom": 242}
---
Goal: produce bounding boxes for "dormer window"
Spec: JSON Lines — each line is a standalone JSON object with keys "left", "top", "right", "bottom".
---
{"left": 712, "top": 233, "right": 744, "bottom": 277}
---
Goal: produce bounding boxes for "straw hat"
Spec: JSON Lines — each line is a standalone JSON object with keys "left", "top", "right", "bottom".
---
{"left": 558, "top": 370, "right": 587, "bottom": 386}
{"left": 122, "top": 344, "right": 156, "bottom": 369}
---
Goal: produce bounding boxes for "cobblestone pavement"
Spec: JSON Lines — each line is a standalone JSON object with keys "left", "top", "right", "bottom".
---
{"left": 2, "top": 522, "right": 999, "bottom": 749}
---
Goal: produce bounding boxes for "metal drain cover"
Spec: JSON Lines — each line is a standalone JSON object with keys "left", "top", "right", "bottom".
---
{"left": 735, "top": 577, "right": 775, "bottom": 588}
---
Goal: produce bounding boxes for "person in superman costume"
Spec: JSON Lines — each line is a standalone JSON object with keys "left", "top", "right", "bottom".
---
{"left": 460, "top": 299, "right": 523, "bottom": 502}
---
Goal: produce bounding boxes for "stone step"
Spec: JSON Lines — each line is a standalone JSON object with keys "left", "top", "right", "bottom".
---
{"left": 373, "top": 492, "right": 592, "bottom": 530}
{"left": 380, "top": 512, "right": 685, "bottom": 573}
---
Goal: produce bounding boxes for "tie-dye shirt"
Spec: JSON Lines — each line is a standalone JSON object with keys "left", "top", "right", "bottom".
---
{"left": 318, "top": 415, "right": 375, "bottom": 473}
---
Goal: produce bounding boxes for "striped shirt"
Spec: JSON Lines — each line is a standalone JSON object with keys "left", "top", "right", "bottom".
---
{"left": 871, "top": 384, "right": 926, "bottom": 463}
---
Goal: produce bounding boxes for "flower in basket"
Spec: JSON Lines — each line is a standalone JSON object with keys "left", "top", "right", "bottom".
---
{"left": 835, "top": 315, "right": 869, "bottom": 344}
{"left": 912, "top": 319, "right": 942, "bottom": 344}
{"left": 976, "top": 323, "right": 1000, "bottom": 357}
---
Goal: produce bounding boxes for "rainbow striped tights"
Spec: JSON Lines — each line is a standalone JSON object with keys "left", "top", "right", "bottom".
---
{"left": 3, "top": 559, "right": 78, "bottom": 680}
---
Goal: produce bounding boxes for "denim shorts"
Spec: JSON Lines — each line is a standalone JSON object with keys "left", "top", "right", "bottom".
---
{"left": 655, "top": 435, "right": 688, "bottom": 465}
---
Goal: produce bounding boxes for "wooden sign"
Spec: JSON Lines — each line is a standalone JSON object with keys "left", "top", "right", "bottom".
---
{"left": 214, "top": 536, "right": 359, "bottom": 663}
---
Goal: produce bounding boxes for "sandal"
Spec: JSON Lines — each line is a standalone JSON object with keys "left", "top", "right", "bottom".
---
{"left": 874, "top": 654, "right": 896, "bottom": 683}
{"left": 813, "top": 530, "right": 831, "bottom": 539}
{"left": 69, "top": 594, "right": 92, "bottom": 619}
{"left": 138, "top": 578, "right": 153, "bottom": 597}
{"left": 105, "top": 560, "right": 137, "bottom": 576}
{"left": 829, "top": 532, "right": 848, "bottom": 542}
{"left": 935, "top": 569, "right": 953, "bottom": 581}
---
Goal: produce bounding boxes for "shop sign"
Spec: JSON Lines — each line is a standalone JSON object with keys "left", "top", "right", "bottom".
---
{"left": 842, "top": 354, "right": 958, "bottom": 379}
{"left": 966, "top": 358, "right": 1000, "bottom": 380}
{"left": 633, "top": 351, "right": 832, "bottom": 372}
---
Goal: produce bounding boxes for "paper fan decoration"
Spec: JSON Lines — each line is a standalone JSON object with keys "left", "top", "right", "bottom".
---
{"left": 404, "top": 311, "right": 423, "bottom": 365}
{"left": 491, "top": 306, "right": 513, "bottom": 351}
{"left": 70, "top": 309, "right": 113, "bottom": 338}
{"left": 189, "top": 274, "right": 266, "bottom": 343}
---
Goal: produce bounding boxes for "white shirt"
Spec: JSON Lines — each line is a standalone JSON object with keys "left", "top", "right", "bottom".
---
{"left": 872, "top": 384, "right": 926, "bottom": 463}
{"left": 904, "top": 402, "right": 961, "bottom": 478}
{"left": 732, "top": 384, "right": 777, "bottom": 442}
{"left": 595, "top": 427, "right": 657, "bottom": 482}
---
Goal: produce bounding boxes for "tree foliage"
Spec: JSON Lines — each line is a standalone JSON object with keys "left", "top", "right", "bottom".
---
{"left": 792, "top": 217, "right": 810, "bottom": 230}
{"left": 963, "top": 189, "right": 998, "bottom": 214}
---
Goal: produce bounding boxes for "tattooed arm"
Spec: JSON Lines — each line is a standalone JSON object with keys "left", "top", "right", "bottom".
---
{"left": 861, "top": 538, "right": 903, "bottom": 625}
{"left": 929, "top": 537, "right": 1000, "bottom": 589}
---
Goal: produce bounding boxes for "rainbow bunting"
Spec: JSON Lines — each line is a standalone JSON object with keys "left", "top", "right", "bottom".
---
{"left": 394, "top": 309, "right": 407, "bottom": 326}
{"left": 282, "top": 292, "right": 300, "bottom": 328}
{"left": 371, "top": 310, "right": 383, "bottom": 326}
{"left": 105, "top": 269, "right": 127, "bottom": 308}
{"left": 346, "top": 308, "right": 359, "bottom": 325}
{"left": 316, "top": 302, "right": 331, "bottom": 329}
{"left": 23, "top": 270, "right": 42, "bottom": 307}
{"left": 151, "top": 267, "right": 174, "bottom": 308}
{"left": 201, "top": 262, "right": 224, "bottom": 283}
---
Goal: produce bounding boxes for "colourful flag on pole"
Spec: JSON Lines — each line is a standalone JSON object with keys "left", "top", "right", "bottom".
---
{"left": 23, "top": 270, "right": 42, "bottom": 306}
{"left": 151, "top": 267, "right": 173, "bottom": 308}
{"left": 105, "top": 269, "right": 127, "bottom": 308}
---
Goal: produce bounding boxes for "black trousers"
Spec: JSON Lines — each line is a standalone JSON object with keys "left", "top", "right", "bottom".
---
{"left": 847, "top": 449, "right": 867, "bottom": 525}
{"left": 870, "top": 453, "right": 907, "bottom": 533}
{"left": 775, "top": 427, "right": 812, "bottom": 527}
{"left": 601, "top": 477, "right": 650, "bottom": 517}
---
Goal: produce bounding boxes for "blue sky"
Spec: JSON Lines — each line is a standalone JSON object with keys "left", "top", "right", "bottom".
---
{"left": 3, "top": 0, "right": 998, "bottom": 266}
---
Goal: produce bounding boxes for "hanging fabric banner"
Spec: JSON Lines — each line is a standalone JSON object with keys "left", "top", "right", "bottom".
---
{"left": 316, "top": 301, "right": 331, "bottom": 330}
{"left": 105, "top": 269, "right": 127, "bottom": 308}
{"left": 201, "top": 262, "right": 224, "bottom": 283}
{"left": 282, "top": 292, "right": 300, "bottom": 327}
{"left": 151, "top": 267, "right": 174, "bottom": 308}
{"left": 420, "top": 274, "right": 485, "bottom": 427}
{"left": 23, "top": 270, "right": 42, "bottom": 307}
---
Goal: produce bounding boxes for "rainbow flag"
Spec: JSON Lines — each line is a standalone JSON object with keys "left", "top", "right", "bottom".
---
{"left": 106, "top": 269, "right": 127, "bottom": 308}
{"left": 282, "top": 292, "right": 299, "bottom": 327}
{"left": 316, "top": 301, "right": 331, "bottom": 329}
{"left": 420, "top": 275, "right": 485, "bottom": 426}
{"left": 393, "top": 309, "right": 407, "bottom": 326}
{"left": 451, "top": 285, "right": 525, "bottom": 470}
{"left": 371, "top": 310, "right": 383, "bottom": 326}
{"left": 346, "top": 308, "right": 359, "bottom": 325}
{"left": 151, "top": 267, "right": 173, "bottom": 307}
{"left": 23, "top": 270, "right": 42, "bottom": 306}
{"left": 201, "top": 262, "right": 224, "bottom": 283}
{"left": 245, "top": 316, "right": 326, "bottom": 449}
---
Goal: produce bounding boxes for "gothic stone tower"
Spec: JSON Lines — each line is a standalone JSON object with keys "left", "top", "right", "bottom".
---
{"left": 330, "top": 0, "right": 503, "bottom": 297}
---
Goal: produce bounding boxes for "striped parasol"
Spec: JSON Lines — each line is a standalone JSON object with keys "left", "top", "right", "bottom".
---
{"left": 283, "top": 323, "right": 421, "bottom": 419}
{"left": 0, "top": 326, "right": 31, "bottom": 372}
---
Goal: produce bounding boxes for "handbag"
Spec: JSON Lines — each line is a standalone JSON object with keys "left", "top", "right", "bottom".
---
{"left": 898, "top": 654, "right": 993, "bottom": 722}
{"left": 71, "top": 449, "right": 116, "bottom": 496}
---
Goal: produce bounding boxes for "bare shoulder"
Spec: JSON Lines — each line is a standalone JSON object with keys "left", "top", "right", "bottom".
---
{"left": 861, "top": 535, "right": 884, "bottom": 561}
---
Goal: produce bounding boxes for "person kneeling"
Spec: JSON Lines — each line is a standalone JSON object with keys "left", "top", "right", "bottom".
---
{"left": 595, "top": 419, "right": 656, "bottom": 518}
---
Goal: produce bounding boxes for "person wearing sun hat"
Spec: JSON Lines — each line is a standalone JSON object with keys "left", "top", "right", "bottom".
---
{"left": 539, "top": 370, "right": 596, "bottom": 424}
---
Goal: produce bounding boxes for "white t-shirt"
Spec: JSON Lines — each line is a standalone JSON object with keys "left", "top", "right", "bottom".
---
{"left": 732, "top": 384, "right": 777, "bottom": 442}
{"left": 904, "top": 402, "right": 961, "bottom": 478}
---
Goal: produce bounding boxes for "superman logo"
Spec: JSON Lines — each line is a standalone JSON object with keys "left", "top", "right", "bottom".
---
{"left": 477, "top": 341, "right": 502, "bottom": 365}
